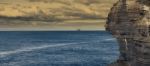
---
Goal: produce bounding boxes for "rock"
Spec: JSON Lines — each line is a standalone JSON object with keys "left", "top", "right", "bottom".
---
{"left": 106, "top": 0, "right": 150, "bottom": 66}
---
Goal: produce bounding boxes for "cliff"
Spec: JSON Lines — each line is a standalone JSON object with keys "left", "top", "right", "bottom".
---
{"left": 105, "top": 0, "right": 150, "bottom": 66}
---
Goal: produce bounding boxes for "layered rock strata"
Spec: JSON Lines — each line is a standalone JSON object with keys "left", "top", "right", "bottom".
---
{"left": 105, "top": 0, "right": 150, "bottom": 66}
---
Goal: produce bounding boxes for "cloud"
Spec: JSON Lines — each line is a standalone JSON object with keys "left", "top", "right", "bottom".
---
{"left": 0, "top": 0, "right": 117, "bottom": 30}
{"left": 0, "top": 0, "right": 117, "bottom": 21}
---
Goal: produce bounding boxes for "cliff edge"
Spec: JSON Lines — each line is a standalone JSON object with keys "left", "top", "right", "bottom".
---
{"left": 105, "top": 0, "right": 150, "bottom": 66}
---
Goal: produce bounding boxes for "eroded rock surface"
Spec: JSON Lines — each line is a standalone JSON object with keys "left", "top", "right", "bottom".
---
{"left": 106, "top": 0, "right": 150, "bottom": 66}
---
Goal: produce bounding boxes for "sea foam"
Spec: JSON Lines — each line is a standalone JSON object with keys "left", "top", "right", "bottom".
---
{"left": 0, "top": 43, "right": 79, "bottom": 57}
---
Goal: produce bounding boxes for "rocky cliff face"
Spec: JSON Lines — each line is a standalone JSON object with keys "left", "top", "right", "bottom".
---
{"left": 105, "top": 0, "right": 150, "bottom": 66}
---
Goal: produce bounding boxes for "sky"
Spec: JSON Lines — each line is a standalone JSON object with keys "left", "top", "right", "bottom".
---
{"left": 0, "top": 0, "right": 117, "bottom": 31}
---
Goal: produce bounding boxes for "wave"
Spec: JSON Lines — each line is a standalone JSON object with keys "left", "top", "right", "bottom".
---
{"left": 104, "top": 38, "right": 116, "bottom": 41}
{"left": 0, "top": 43, "right": 80, "bottom": 57}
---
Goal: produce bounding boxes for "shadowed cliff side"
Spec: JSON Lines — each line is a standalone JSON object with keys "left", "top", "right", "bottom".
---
{"left": 106, "top": 0, "right": 150, "bottom": 66}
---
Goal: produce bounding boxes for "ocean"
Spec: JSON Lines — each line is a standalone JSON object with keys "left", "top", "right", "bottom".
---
{"left": 0, "top": 31, "right": 119, "bottom": 66}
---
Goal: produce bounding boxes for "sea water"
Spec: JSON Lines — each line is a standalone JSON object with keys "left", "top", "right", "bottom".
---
{"left": 0, "top": 31, "right": 119, "bottom": 66}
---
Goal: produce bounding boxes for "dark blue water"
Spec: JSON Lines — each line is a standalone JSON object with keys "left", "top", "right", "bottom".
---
{"left": 0, "top": 31, "right": 119, "bottom": 66}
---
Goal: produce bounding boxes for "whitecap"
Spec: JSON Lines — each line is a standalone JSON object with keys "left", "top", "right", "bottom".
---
{"left": 104, "top": 38, "right": 116, "bottom": 41}
{"left": 0, "top": 43, "right": 78, "bottom": 57}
